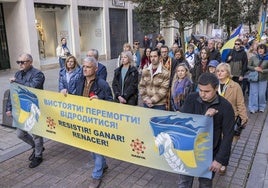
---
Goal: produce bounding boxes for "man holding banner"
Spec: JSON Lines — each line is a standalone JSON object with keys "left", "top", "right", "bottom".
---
{"left": 6, "top": 53, "right": 45, "bottom": 168}
{"left": 178, "top": 73, "right": 235, "bottom": 188}
{"left": 75, "top": 56, "right": 113, "bottom": 188}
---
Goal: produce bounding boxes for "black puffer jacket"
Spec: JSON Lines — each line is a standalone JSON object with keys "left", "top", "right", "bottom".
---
{"left": 112, "top": 65, "right": 139, "bottom": 105}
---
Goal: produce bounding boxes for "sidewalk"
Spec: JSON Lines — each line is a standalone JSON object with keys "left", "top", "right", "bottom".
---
{"left": 0, "top": 59, "right": 268, "bottom": 187}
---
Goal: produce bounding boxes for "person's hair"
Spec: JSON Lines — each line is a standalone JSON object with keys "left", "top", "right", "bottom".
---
{"left": 65, "top": 55, "right": 78, "bottom": 69}
{"left": 142, "top": 47, "right": 152, "bottom": 58}
{"left": 19, "top": 53, "right": 33, "bottom": 62}
{"left": 216, "top": 63, "right": 231, "bottom": 78}
{"left": 89, "top": 49, "right": 99, "bottom": 60}
{"left": 187, "top": 44, "right": 195, "bottom": 50}
{"left": 173, "top": 63, "right": 190, "bottom": 82}
{"left": 171, "top": 63, "right": 191, "bottom": 94}
{"left": 61, "top": 37, "right": 66, "bottom": 42}
{"left": 200, "top": 46, "right": 210, "bottom": 58}
{"left": 174, "top": 48, "right": 185, "bottom": 59}
{"left": 235, "top": 38, "right": 242, "bottom": 44}
{"left": 257, "top": 43, "right": 267, "bottom": 53}
{"left": 198, "top": 72, "right": 219, "bottom": 89}
{"left": 216, "top": 41, "right": 224, "bottom": 50}
{"left": 160, "top": 45, "right": 169, "bottom": 52}
{"left": 121, "top": 51, "right": 133, "bottom": 66}
{"left": 151, "top": 48, "right": 161, "bottom": 56}
{"left": 123, "top": 43, "right": 132, "bottom": 51}
{"left": 83, "top": 56, "right": 97, "bottom": 67}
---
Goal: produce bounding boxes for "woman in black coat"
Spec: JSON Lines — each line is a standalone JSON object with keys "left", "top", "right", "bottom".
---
{"left": 112, "top": 51, "right": 139, "bottom": 105}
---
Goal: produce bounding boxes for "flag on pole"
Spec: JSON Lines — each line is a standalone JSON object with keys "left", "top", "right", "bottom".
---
{"left": 220, "top": 24, "right": 242, "bottom": 62}
{"left": 257, "top": 5, "right": 267, "bottom": 42}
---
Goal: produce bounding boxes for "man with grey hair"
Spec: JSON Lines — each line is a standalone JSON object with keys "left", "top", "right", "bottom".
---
{"left": 6, "top": 53, "right": 45, "bottom": 168}
{"left": 86, "top": 49, "right": 107, "bottom": 81}
{"left": 207, "top": 39, "right": 221, "bottom": 63}
{"left": 75, "top": 56, "right": 113, "bottom": 188}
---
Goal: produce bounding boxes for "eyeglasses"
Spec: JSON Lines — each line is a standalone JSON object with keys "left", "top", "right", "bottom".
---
{"left": 235, "top": 43, "right": 241, "bottom": 45}
{"left": 16, "top": 60, "right": 29, "bottom": 65}
{"left": 134, "top": 43, "right": 140, "bottom": 45}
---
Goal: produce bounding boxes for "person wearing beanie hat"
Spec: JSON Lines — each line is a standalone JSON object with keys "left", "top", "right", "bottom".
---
{"left": 208, "top": 60, "right": 219, "bottom": 74}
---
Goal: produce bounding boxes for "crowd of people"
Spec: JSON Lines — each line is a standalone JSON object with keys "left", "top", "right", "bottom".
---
{"left": 5, "top": 30, "right": 268, "bottom": 188}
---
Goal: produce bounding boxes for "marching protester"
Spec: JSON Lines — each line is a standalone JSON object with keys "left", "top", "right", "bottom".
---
{"left": 247, "top": 43, "right": 268, "bottom": 114}
{"left": 179, "top": 72, "right": 235, "bottom": 188}
{"left": 58, "top": 55, "right": 82, "bottom": 95}
{"left": 216, "top": 63, "right": 248, "bottom": 174}
{"left": 87, "top": 49, "right": 108, "bottom": 81}
{"left": 112, "top": 51, "right": 139, "bottom": 105}
{"left": 170, "top": 63, "right": 193, "bottom": 111}
{"left": 6, "top": 53, "right": 45, "bottom": 168}
{"left": 139, "top": 48, "right": 170, "bottom": 110}
{"left": 74, "top": 56, "right": 113, "bottom": 188}
{"left": 226, "top": 38, "right": 248, "bottom": 85}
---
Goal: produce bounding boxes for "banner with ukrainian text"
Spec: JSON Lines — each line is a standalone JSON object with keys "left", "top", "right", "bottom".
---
{"left": 10, "top": 83, "right": 213, "bottom": 178}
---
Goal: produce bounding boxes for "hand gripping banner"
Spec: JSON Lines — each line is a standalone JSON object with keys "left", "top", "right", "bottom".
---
{"left": 10, "top": 83, "right": 213, "bottom": 178}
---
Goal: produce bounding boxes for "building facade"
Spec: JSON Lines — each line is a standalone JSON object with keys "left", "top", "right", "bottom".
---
{"left": 0, "top": 0, "right": 143, "bottom": 70}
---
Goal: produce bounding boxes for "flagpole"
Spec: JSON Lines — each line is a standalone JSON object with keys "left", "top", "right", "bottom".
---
{"left": 218, "top": 0, "right": 221, "bottom": 28}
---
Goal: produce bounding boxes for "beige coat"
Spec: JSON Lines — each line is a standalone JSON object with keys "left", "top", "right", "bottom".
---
{"left": 223, "top": 79, "right": 248, "bottom": 125}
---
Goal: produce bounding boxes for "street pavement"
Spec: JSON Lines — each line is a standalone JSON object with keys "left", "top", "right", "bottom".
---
{"left": 0, "top": 59, "right": 268, "bottom": 187}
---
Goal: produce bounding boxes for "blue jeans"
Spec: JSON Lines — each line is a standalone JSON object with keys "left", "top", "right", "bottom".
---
{"left": 91, "top": 153, "right": 107, "bottom": 179}
{"left": 59, "top": 57, "right": 66, "bottom": 69}
{"left": 143, "top": 103, "right": 166, "bottom": 110}
{"left": 248, "top": 80, "right": 267, "bottom": 112}
{"left": 178, "top": 174, "right": 213, "bottom": 188}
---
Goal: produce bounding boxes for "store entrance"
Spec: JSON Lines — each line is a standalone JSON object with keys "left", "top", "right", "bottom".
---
{"left": 0, "top": 3, "right": 10, "bottom": 70}
{"left": 109, "top": 8, "right": 128, "bottom": 59}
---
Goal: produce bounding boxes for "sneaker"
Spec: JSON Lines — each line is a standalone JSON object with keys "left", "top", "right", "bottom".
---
{"left": 259, "top": 110, "right": 264, "bottom": 113}
{"left": 249, "top": 111, "right": 256, "bottom": 114}
{"left": 28, "top": 147, "right": 45, "bottom": 161}
{"left": 219, "top": 166, "right": 227, "bottom": 175}
{"left": 88, "top": 178, "right": 102, "bottom": 188}
{"left": 29, "top": 157, "right": 43, "bottom": 168}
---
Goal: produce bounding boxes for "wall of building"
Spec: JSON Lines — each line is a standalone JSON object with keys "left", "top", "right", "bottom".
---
{"left": 3, "top": 0, "right": 39, "bottom": 69}
{"left": 1, "top": 0, "right": 136, "bottom": 70}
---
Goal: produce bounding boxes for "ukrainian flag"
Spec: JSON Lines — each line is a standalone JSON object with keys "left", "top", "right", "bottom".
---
{"left": 220, "top": 24, "right": 242, "bottom": 62}
{"left": 258, "top": 6, "right": 267, "bottom": 42}
{"left": 150, "top": 116, "right": 199, "bottom": 168}
{"left": 16, "top": 87, "right": 39, "bottom": 123}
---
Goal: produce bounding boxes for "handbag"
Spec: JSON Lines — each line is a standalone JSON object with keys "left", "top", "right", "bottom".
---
{"left": 234, "top": 116, "right": 243, "bottom": 136}
{"left": 247, "top": 71, "right": 258, "bottom": 82}
{"left": 248, "top": 59, "right": 264, "bottom": 82}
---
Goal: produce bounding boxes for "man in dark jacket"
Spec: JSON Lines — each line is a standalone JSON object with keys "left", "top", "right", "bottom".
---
{"left": 6, "top": 53, "right": 45, "bottom": 168}
{"left": 208, "top": 39, "right": 221, "bottom": 63}
{"left": 178, "top": 72, "right": 235, "bottom": 188}
{"left": 226, "top": 38, "right": 248, "bottom": 84}
{"left": 87, "top": 49, "right": 107, "bottom": 81}
{"left": 75, "top": 56, "right": 113, "bottom": 188}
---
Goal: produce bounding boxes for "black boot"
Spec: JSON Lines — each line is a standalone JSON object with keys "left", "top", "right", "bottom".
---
{"left": 29, "top": 157, "right": 43, "bottom": 168}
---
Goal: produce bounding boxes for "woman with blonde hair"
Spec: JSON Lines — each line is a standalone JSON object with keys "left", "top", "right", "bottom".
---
{"left": 112, "top": 51, "right": 139, "bottom": 105}
{"left": 117, "top": 43, "right": 133, "bottom": 67}
{"left": 58, "top": 55, "right": 82, "bottom": 95}
{"left": 216, "top": 62, "right": 248, "bottom": 175}
{"left": 170, "top": 63, "right": 193, "bottom": 111}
